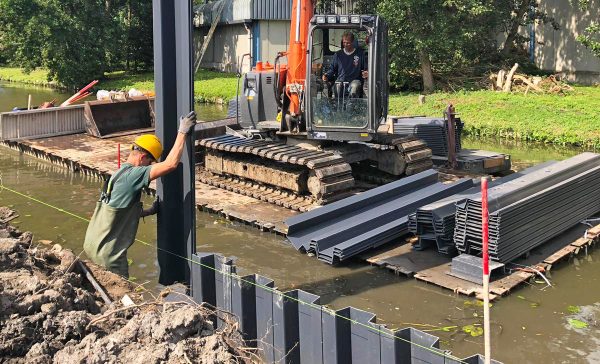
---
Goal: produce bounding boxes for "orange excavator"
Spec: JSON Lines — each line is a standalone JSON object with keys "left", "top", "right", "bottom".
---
{"left": 198, "top": 1, "right": 433, "bottom": 211}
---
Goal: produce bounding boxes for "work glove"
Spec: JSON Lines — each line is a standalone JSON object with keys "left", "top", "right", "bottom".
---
{"left": 141, "top": 198, "right": 159, "bottom": 217}
{"left": 178, "top": 111, "right": 197, "bottom": 135}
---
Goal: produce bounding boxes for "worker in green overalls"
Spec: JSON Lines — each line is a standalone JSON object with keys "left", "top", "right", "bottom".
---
{"left": 83, "top": 111, "right": 197, "bottom": 278}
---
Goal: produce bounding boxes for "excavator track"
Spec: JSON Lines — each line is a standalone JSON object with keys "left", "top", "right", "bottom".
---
{"left": 198, "top": 134, "right": 433, "bottom": 210}
{"left": 368, "top": 135, "right": 433, "bottom": 176}
{"left": 197, "top": 167, "right": 318, "bottom": 212}
{"left": 199, "top": 134, "right": 356, "bottom": 205}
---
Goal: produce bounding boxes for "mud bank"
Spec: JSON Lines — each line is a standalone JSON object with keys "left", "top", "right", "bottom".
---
{"left": 0, "top": 207, "right": 256, "bottom": 364}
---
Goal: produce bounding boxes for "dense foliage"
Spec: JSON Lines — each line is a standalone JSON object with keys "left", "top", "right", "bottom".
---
{"left": 350, "top": 0, "right": 560, "bottom": 91}
{"left": 0, "top": 0, "right": 153, "bottom": 89}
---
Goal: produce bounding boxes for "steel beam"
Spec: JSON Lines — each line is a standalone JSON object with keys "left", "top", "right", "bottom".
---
{"left": 153, "top": 0, "right": 196, "bottom": 285}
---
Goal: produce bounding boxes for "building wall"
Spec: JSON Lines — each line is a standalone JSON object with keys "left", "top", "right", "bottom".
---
{"left": 534, "top": 0, "right": 600, "bottom": 84}
{"left": 258, "top": 20, "right": 290, "bottom": 64}
{"left": 194, "top": 0, "right": 253, "bottom": 26}
{"left": 194, "top": 20, "right": 290, "bottom": 73}
{"left": 194, "top": 24, "right": 251, "bottom": 73}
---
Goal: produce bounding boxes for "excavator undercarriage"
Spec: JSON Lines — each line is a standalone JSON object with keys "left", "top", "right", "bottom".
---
{"left": 198, "top": 133, "right": 432, "bottom": 211}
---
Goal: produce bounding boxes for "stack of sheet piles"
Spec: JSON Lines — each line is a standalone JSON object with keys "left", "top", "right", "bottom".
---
{"left": 285, "top": 170, "right": 474, "bottom": 264}
{"left": 453, "top": 153, "right": 600, "bottom": 263}
{"left": 409, "top": 162, "right": 554, "bottom": 255}
{"left": 391, "top": 117, "right": 463, "bottom": 156}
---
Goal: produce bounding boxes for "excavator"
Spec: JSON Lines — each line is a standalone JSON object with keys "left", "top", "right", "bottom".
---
{"left": 198, "top": 1, "right": 433, "bottom": 211}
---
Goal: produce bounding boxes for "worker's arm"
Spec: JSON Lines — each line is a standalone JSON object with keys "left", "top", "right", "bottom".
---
{"left": 149, "top": 111, "right": 197, "bottom": 181}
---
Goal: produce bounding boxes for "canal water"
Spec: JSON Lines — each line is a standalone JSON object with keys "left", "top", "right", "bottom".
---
{"left": 0, "top": 81, "right": 72, "bottom": 111}
{"left": 0, "top": 80, "right": 228, "bottom": 119}
{"left": 1, "top": 83, "right": 599, "bottom": 363}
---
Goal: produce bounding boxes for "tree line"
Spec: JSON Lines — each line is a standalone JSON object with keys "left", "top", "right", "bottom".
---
{"left": 336, "top": 0, "right": 598, "bottom": 91}
{"left": 0, "top": 0, "right": 153, "bottom": 89}
{"left": 0, "top": 0, "right": 597, "bottom": 91}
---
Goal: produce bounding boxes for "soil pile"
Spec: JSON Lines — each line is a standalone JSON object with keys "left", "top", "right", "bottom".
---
{"left": 0, "top": 207, "right": 257, "bottom": 364}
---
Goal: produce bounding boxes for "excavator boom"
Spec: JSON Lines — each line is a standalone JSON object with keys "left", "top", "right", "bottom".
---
{"left": 285, "top": 0, "right": 314, "bottom": 117}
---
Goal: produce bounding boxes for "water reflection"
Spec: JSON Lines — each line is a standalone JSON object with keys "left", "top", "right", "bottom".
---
{"left": 463, "top": 135, "right": 587, "bottom": 169}
{"left": 0, "top": 81, "right": 72, "bottom": 112}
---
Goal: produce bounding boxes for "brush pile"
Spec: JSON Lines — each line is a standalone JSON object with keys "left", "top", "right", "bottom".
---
{"left": 489, "top": 63, "right": 574, "bottom": 94}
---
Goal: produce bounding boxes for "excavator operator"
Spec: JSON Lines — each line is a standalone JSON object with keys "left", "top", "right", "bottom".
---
{"left": 83, "top": 111, "right": 197, "bottom": 278}
{"left": 322, "top": 31, "right": 368, "bottom": 99}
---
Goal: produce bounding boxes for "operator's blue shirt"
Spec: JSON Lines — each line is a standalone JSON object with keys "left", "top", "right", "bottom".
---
{"left": 326, "top": 48, "right": 367, "bottom": 83}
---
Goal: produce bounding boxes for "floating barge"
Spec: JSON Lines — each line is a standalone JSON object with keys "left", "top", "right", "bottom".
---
{"left": 1, "top": 104, "right": 595, "bottom": 300}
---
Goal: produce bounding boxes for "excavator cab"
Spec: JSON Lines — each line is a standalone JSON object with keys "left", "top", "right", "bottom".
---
{"left": 306, "top": 15, "right": 388, "bottom": 142}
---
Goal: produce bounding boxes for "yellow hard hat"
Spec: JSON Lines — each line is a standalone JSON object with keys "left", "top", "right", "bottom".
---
{"left": 133, "top": 134, "right": 163, "bottom": 161}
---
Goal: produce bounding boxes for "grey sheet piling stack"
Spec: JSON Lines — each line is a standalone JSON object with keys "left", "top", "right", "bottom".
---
{"left": 285, "top": 170, "right": 475, "bottom": 264}
{"left": 453, "top": 153, "right": 600, "bottom": 263}
{"left": 390, "top": 117, "right": 463, "bottom": 156}
{"left": 409, "top": 161, "right": 555, "bottom": 255}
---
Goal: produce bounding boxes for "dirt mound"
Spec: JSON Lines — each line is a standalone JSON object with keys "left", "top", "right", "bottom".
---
{"left": 0, "top": 208, "right": 258, "bottom": 364}
{"left": 55, "top": 304, "right": 244, "bottom": 363}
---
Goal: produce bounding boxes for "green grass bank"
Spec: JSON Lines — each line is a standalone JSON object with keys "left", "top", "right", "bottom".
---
{"left": 389, "top": 88, "right": 600, "bottom": 148}
{"left": 2, "top": 67, "right": 599, "bottom": 148}
{"left": 0, "top": 67, "right": 60, "bottom": 87}
{"left": 0, "top": 67, "right": 237, "bottom": 104}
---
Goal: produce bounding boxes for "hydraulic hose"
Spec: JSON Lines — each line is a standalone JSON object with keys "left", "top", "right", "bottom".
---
{"left": 274, "top": 52, "right": 285, "bottom": 109}
{"left": 236, "top": 53, "right": 252, "bottom": 126}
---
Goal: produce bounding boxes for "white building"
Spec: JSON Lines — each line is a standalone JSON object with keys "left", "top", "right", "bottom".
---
{"left": 194, "top": 0, "right": 294, "bottom": 73}
{"left": 533, "top": 0, "right": 600, "bottom": 84}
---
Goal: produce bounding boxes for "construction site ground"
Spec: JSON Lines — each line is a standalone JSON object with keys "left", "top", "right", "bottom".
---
{"left": 1, "top": 130, "right": 597, "bottom": 301}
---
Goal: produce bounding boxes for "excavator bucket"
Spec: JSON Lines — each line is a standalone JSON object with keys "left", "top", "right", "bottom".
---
{"left": 84, "top": 96, "right": 155, "bottom": 138}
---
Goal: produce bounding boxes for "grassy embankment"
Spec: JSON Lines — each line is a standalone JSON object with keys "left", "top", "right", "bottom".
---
{"left": 0, "top": 67, "right": 237, "bottom": 104}
{"left": 2, "top": 66, "right": 599, "bottom": 147}
{"left": 389, "top": 88, "right": 600, "bottom": 148}
{"left": 0, "top": 67, "right": 59, "bottom": 86}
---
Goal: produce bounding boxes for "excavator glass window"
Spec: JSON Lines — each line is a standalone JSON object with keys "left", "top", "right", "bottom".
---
{"left": 309, "top": 27, "right": 369, "bottom": 129}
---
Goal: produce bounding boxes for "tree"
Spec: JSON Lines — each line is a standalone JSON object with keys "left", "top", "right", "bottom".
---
{"left": 378, "top": 0, "right": 499, "bottom": 92}
{"left": 0, "top": 0, "right": 112, "bottom": 88}
{"left": 0, "top": 0, "right": 153, "bottom": 88}
{"left": 108, "top": 0, "right": 154, "bottom": 72}
{"left": 578, "top": 22, "right": 600, "bottom": 58}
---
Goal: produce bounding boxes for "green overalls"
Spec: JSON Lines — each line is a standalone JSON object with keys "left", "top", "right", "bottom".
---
{"left": 83, "top": 164, "right": 149, "bottom": 278}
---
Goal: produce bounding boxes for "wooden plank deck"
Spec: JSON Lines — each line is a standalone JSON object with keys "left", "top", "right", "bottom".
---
{"left": 362, "top": 222, "right": 599, "bottom": 300}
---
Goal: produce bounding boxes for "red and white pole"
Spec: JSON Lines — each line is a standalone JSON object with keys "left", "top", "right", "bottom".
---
{"left": 481, "top": 177, "right": 491, "bottom": 364}
{"left": 117, "top": 143, "right": 121, "bottom": 169}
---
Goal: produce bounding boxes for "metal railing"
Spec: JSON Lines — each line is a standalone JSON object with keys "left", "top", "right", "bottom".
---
{"left": 0, "top": 104, "right": 86, "bottom": 140}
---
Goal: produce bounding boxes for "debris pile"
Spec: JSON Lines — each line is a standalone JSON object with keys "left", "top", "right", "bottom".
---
{"left": 490, "top": 63, "right": 574, "bottom": 94}
{"left": 0, "top": 207, "right": 257, "bottom": 363}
